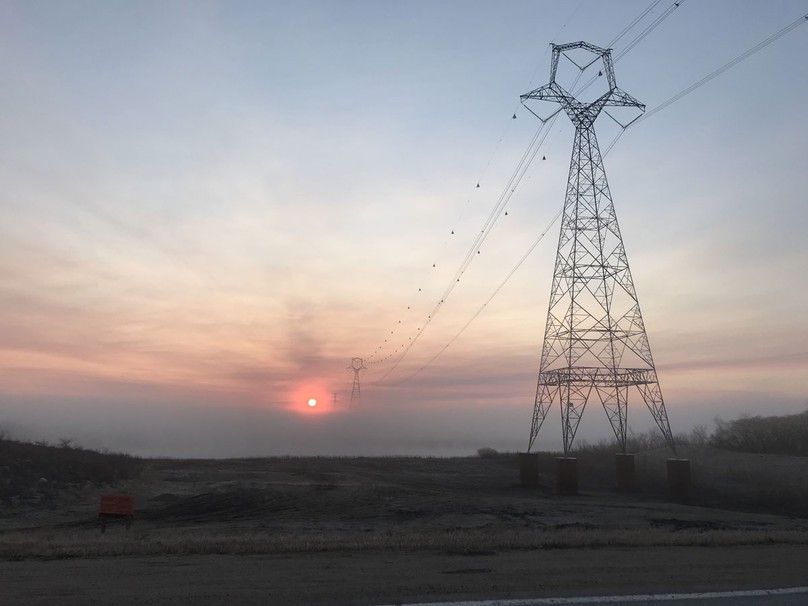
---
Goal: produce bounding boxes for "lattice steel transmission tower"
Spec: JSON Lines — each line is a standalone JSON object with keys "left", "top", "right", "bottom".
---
{"left": 348, "top": 357, "right": 366, "bottom": 406}
{"left": 521, "top": 42, "right": 675, "bottom": 456}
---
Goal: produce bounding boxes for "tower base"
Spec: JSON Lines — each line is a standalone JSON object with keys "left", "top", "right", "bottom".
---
{"left": 555, "top": 457, "right": 578, "bottom": 495}
{"left": 667, "top": 458, "right": 691, "bottom": 500}
{"left": 615, "top": 453, "right": 635, "bottom": 492}
{"left": 519, "top": 452, "right": 539, "bottom": 487}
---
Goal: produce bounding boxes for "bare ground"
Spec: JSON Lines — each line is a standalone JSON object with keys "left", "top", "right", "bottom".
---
{"left": 1, "top": 455, "right": 807, "bottom": 604}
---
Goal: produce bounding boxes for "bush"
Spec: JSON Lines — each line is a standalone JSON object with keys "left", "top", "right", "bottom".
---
{"left": 710, "top": 411, "right": 808, "bottom": 457}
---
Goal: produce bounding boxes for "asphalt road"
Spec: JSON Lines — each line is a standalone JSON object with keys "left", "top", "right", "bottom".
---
{"left": 1, "top": 548, "right": 807, "bottom": 606}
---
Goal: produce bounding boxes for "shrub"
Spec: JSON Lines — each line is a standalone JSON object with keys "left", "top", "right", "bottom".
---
{"left": 710, "top": 410, "right": 808, "bottom": 456}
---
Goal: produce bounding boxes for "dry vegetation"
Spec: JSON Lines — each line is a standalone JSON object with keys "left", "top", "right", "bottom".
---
{"left": 569, "top": 411, "right": 808, "bottom": 517}
{"left": 2, "top": 526, "right": 806, "bottom": 561}
{"left": 1, "top": 412, "right": 807, "bottom": 562}
{"left": 1, "top": 452, "right": 807, "bottom": 561}
{"left": 0, "top": 433, "right": 142, "bottom": 508}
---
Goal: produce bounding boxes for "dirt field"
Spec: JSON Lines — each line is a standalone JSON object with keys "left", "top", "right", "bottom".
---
{"left": 1, "top": 455, "right": 807, "bottom": 605}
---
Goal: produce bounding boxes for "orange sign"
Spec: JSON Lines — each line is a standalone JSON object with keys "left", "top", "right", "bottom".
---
{"left": 99, "top": 494, "right": 135, "bottom": 516}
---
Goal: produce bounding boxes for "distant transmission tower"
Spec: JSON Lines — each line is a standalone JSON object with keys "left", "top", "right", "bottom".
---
{"left": 522, "top": 42, "right": 675, "bottom": 455}
{"left": 348, "top": 357, "right": 366, "bottom": 406}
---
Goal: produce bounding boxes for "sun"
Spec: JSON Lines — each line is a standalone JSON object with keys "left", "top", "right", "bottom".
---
{"left": 290, "top": 383, "right": 330, "bottom": 414}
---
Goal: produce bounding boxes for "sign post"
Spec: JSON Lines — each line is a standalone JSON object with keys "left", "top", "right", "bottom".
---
{"left": 98, "top": 494, "right": 135, "bottom": 533}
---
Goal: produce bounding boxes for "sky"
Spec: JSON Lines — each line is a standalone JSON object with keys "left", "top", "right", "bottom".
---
{"left": 1, "top": 1, "right": 806, "bottom": 457}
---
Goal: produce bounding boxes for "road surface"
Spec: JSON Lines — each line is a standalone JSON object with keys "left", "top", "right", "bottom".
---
{"left": 1, "top": 545, "right": 807, "bottom": 605}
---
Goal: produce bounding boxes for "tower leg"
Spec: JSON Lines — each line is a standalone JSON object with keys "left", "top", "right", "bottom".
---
{"left": 560, "top": 380, "right": 591, "bottom": 455}
{"left": 528, "top": 382, "right": 556, "bottom": 451}
{"left": 598, "top": 382, "right": 629, "bottom": 453}
{"left": 637, "top": 372, "right": 676, "bottom": 454}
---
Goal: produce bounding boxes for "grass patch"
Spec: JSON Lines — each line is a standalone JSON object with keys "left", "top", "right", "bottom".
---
{"left": 1, "top": 527, "right": 807, "bottom": 561}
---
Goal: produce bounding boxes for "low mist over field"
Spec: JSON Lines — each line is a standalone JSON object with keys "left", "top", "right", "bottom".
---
{"left": 2, "top": 389, "right": 804, "bottom": 458}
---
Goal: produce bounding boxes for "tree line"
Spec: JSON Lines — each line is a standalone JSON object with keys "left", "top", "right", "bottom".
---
{"left": 710, "top": 409, "right": 808, "bottom": 457}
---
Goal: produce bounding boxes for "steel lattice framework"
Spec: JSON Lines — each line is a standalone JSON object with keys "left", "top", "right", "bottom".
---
{"left": 348, "top": 357, "right": 366, "bottom": 407}
{"left": 521, "top": 42, "right": 675, "bottom": 455}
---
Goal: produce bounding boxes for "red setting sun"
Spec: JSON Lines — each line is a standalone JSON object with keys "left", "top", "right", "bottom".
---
{"left": 288, "top": 382, "right": 332, "bottom": 414}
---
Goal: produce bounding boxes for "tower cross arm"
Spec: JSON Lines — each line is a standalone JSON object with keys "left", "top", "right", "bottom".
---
{"left": 603, "top": 87, "right": 646, "bottom": 110}
{"left": 520, "top": 82, "right": 577, "bottom": 111}
{"left": 520, "top": 82, "right": 579, "bottom": 122}
{"left": 553, "top": 41, "right": 610, "bottom": 56}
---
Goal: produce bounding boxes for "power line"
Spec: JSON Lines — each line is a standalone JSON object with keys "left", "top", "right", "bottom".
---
{"left": 372, "top": 115, "right": 559, "bottom": 383}
{"left": 396, "top": 10, "right": 808, "bottom": 382}
{"left": 607, "top": 0, "right": 666, "bottom": 48}
{"left": 573, "top": 0, "right": 688, "bottom": 98}
{"left": 473, "top": 1, "right": 586, "bottom": 190}
{"left": 367, "top": 5, "right": 605, "bottom": 371}
{"left": 640, "top": 13, "right": 808, "bottom": 122}
{"left": 602, "top": 12, "right": 808, "bottom": 155}
{"left": 399, "top": 207, "right": 564, "bottom": 384}
{"left": 613, "top": 0, "right": 688, "bottom": 61}
{"left": 369, "top": 0, "right": 688, "bottom": 383}
{"left": 366, "top": 2, "right": 679, "bottom": 373}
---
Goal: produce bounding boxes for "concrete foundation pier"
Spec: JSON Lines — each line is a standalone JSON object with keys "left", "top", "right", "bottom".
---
{"left": 555, "top": 456, "right": 578, "bottom": 495}
{"left": 615, "top": 453, "right": 635, "bottom": 492}
{"left": 518, "top": 452, "right": 539, "bottom": 487}
{"left": 667, "top": 458, "right": 691, "bottom": 499}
